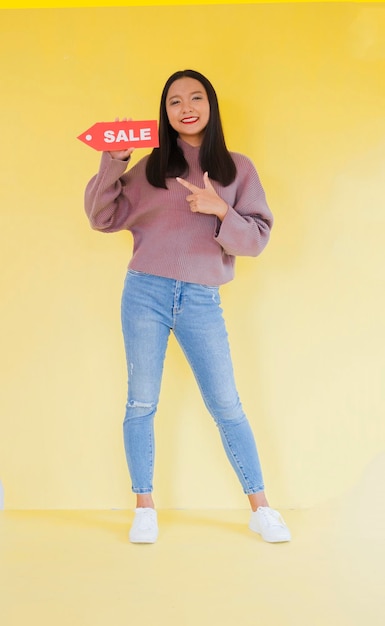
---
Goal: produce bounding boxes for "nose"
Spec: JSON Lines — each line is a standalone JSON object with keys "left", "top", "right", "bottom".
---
{"left": 181, "top": 100, "right": 193, "bottom": 114}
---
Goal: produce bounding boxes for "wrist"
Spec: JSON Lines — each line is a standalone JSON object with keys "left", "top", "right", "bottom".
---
{"left": 216, "top": 203, "right": 229, "bottom": 221}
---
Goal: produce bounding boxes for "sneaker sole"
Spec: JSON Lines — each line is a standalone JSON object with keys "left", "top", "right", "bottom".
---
{"left": 129, "top": 532, "right": 158, "bottom": 544}
{"left": 249, "top": 524, "right": 291, "bottom": 543}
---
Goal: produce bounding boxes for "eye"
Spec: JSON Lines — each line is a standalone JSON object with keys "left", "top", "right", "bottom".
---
{"left": 169, "top": 99, "right": 180, "bottom": 106}
{"left": 192, "top": 95, "right": 203, "bottom": 101}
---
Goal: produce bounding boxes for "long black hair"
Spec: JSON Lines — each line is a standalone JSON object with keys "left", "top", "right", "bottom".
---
{"left": 146, "top": 69, "right": 237, "bottom": 189}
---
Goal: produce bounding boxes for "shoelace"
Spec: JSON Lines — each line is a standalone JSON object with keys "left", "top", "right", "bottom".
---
{"left": 258, "top": 507, "right": 286, "bottom": 528}
{"left": 137, "top": 509, "right": 157, "bottom": 529}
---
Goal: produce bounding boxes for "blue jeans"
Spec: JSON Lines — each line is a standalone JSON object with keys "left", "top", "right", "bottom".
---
{"left": 121, "top": 270, "right": 264, "bottom": 496}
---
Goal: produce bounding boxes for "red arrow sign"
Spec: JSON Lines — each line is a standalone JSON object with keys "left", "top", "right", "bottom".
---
{"left": 77, "top": 120, "right": 159, "bottom": 151}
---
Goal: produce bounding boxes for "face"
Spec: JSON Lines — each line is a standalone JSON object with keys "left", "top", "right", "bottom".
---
{"left": 165, "top": 77, "right": 210, "bottom": 146}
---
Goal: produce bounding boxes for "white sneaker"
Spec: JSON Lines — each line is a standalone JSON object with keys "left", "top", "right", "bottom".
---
{"left": 129, "top": 508, "right": 158, "bottom": 543}
{"left": 249, "top": 506, "right": 291, "bottom": 543}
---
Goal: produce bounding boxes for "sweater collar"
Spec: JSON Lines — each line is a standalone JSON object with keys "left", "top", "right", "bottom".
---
{"left": 177, "top": 136, "right": 201, "bottom": 158}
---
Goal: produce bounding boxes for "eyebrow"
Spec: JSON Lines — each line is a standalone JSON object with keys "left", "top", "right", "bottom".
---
{"left": 167, "top": 90, "right": 204, "bottom": 101}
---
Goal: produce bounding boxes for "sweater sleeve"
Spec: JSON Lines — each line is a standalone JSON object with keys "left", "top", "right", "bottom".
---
{"left": 84, "top": 152, "right": 134, "bottom": 232}
{"left": 214, "top": 155, "right": 273, "bottom": 257}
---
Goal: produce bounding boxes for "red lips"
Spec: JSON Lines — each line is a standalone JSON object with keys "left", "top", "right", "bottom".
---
{"left": 181, "top": 116, "right": 199, "bottom": 124}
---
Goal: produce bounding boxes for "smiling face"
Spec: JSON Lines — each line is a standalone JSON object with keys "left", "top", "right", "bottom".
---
{"left": 165, "top": 77, "right": 210, "bottom": 146}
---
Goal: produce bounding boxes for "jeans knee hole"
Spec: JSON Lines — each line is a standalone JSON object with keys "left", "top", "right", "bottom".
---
{"left": 128, "top": 400, "right": 154, "bottom": 409}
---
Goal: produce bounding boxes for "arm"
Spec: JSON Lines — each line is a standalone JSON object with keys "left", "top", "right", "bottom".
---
{"left": 176, "top": 156, "right": 273, "bottom": 258}
{"left": 84, "top": 151, "right": 134, "bottom": 233}
{"left": 214, "top": 209, "right": 272, "bottom": 257}
{"left": 214, "top": 156, "right": 273, "bottom": 257}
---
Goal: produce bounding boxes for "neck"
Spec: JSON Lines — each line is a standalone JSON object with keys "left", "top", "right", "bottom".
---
{"left": 178, "top": 132, "right": 204, "bottom": 147}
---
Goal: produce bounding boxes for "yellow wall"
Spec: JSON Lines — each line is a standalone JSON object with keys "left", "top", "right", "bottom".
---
{"left": 0, "top": 3, "right": 384, "bottom": 509}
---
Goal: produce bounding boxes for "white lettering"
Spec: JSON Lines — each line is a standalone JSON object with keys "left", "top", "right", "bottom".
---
{"left": 128, "top": 129, "right": 139, "bottom": 141}
{"left": 140, "top": 128, "right": 151, "bottom": 140}
{"left": 116, "top": 129, "right": 129, "bottom": 142}
{"left": 104, "top": 130, "right": 115, "bottom": 143}
{"left": 103, "top": 126, "right": 152, "bottom": 144}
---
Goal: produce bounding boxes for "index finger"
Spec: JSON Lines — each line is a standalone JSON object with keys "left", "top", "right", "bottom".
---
{"left": 176, "top": 177, "right": 200, "bottom": 193}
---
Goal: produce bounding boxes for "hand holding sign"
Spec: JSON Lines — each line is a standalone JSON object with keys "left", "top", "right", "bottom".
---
{"left": 176, "top": 172, "right": 229, "bottom": 221}
{"left": 109, "top": 118, "right": 135, "bottom": 160}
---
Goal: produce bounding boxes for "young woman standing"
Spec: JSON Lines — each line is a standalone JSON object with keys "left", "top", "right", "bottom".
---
{"left": 84, "top": 69, "right": 291, "bottom": 544}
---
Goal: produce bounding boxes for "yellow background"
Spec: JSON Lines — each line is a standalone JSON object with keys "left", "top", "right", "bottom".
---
{"left": 0, "top": 2, "right": 384, "bottom": 510}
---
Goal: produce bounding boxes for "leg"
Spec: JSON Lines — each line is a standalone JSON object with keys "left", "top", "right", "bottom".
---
{"left": 121, "top": 270, "right": 171, "bottom": 499}
{"left": 173, "top": 283, "right": 265, "bottom": 501}
{"left": 248, "top": 492, "right": 269, "bottom": 511}
{"left": 136, "top": 493, "right": 155, "bottom": 509}
{"left": 174, "top": 283, "right": 291, "bottom": 542}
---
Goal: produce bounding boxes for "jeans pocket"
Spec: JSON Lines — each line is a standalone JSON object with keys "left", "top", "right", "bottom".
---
{"left": 200, "top": 284, "right": 219, "bottom": 291}
{"left": 127, "top": 268, "right": 154, "bottom": 278}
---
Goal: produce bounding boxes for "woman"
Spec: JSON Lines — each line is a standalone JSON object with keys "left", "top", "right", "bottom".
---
{"left": 84, "top": 69, "right": 291, "bottom": 544}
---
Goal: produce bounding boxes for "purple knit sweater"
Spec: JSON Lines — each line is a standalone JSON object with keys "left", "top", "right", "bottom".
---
{"left": 84, "top": 139, "right": 273, "bottom": 286}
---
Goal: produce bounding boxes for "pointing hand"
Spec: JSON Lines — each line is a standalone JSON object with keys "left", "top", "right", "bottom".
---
{"left": 176, "top": 172, "right": 228, "bottom": 220}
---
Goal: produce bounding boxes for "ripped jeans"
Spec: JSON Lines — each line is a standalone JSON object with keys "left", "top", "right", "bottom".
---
{"left": 121, "top": 269, "right": 264, "bottom": 495}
